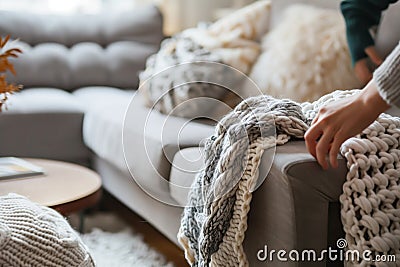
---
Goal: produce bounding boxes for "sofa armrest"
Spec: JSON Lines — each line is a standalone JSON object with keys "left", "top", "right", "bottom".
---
{"left": 170, "top": 140, "right": 347, "bottom": 266}
{"left": 0, "top": 113, "right": 91, "bottom": 166}
{"left": 245, "top": 140, "right": 346, "bottom": 266}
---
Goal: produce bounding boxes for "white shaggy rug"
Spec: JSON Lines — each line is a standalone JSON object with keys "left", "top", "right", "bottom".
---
{"left": 69, "top": 212, "right": 174, "bottom": 267}
{"left": 81, "top": 228, "right": 174, "bottom": 267}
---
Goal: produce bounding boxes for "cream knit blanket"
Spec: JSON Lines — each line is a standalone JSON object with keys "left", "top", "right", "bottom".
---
{"left": 178, "top": 90, "right": 400, "bottom": 266}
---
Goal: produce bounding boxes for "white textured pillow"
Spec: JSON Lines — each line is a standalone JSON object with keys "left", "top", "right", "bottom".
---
{"left": 249, "top": 4, "right": 361, "bottom": 102}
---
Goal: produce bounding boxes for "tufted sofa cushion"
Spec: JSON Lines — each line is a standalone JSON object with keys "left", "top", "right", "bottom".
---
{"left": 0, "top": 5, "right": 164, "bottom": 165}
{"left": 0, "top": 5, "right": 164, "bottom": 91}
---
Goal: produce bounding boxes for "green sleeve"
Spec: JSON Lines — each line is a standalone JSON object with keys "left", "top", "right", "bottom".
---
{"left": 340, "top": 0, "right": 398, "bottom": 65}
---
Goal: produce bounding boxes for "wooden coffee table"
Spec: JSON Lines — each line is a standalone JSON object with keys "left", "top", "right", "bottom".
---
{"left": 0, "top": 158, "right": 102, "bottom": 215}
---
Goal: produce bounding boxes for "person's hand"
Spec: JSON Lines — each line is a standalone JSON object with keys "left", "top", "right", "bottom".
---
{"left": 354, "top": 46, "right": 383, "bottom": 85}
{"left": 305, "top": 81, "right": 390, "bottom": 170}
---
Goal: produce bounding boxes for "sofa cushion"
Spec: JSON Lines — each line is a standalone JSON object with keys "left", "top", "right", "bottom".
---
{"left": 79, "top": 88, "right": 215, "bottom": 204}
{"left": 3, "top": 88, "right": 83, "bottom": 113}
{"left": 6, "top": 41, "right": 158, "bottom": 91}
{"left": 0, "top": 6, "right": 164, "bottom": 91}
{"left": 73, "top": 87, "right": 134, "bottom": 169}
{"left": 123, "top": 94, "right": 215, "bottom": 205}
{"left": 0, "top": 6, "right": 163, "bottom": 46}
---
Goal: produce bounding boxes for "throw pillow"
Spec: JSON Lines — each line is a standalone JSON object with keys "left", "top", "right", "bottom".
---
{"left": 249, "top": 4, "right": 361, "bottom": 102}
{"left": 139, "top": 0, "right": 271, "bottom": 119}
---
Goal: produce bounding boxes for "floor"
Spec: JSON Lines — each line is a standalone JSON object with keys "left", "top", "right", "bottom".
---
{"left": 83, "top": 191, "right": 190, "bottom": 267}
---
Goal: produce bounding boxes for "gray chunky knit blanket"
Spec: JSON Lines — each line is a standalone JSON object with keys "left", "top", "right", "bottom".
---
{"left": 178, "top": 90, "right": 400, "bottom": 266}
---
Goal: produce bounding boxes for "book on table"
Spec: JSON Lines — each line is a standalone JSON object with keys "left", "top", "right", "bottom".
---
{"left": 0, "top": 157, "right": 45, "bottom": 180}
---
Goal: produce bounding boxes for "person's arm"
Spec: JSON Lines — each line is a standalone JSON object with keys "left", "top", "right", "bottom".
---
{"left": 341, "top": 0, "right": 398, "bottom": 84}
{"left": 374, "top": 43, "right": 400, "bottom": 106}
{"left": 305, "top": 42, "right": 400, "bottom": 170}
{"left": 341, "top": 0, "right": 397, "bottom": 64}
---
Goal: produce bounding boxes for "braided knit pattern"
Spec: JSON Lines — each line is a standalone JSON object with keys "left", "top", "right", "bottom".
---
{"left": 0, "top": 194, "right": 95, "bottom": 267}
{"left": 178, "top": 90, "right": 400, "bottom": 266}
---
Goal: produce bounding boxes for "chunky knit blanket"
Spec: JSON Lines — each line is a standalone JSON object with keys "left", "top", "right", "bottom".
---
{"left": 178, "top": 90, "right": 400, "bottom": 266}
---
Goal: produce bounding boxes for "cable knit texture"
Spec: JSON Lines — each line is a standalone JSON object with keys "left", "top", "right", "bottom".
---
{"left": 0, "top": 194, "right": 95, "bottom": 267}
{"left": 374, "top": 43, "right": 400, "bottom": 107}
{"left": 178, "top": 90, "right": 400, "bottom": 266}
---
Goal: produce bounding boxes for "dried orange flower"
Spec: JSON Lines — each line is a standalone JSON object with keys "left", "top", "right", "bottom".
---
{"left": 0, "top": 35, "right": 23, "bottom": 112}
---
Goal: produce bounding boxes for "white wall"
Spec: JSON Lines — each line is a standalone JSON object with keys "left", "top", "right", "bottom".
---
{"left": 161, "top": 0, "right": 254, "bottom": 35}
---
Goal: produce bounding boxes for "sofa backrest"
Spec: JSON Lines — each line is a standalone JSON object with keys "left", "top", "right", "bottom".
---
{"left": 0, "top": 5, "right": 164, "bottom": 91}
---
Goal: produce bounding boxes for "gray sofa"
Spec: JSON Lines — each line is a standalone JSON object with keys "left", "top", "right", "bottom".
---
{"left": 0, "top": 6, "right": 163, "bottom": 166}
{"left": 0, "top": 2, "right": 356, "bottom": 266}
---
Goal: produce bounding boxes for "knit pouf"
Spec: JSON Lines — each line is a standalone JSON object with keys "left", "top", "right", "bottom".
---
{"left": 0, "top": 193, "right": 95, "bottom": 267}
